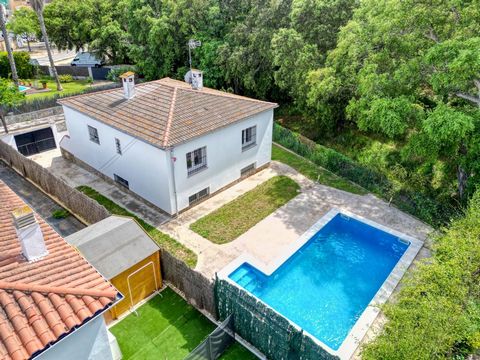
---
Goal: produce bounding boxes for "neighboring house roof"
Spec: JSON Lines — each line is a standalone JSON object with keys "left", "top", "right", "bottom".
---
{"left": 58, "top": 78, "right": 278, "bottom": 148}
{"left": 0, "top": 181, "right": 120, "bottom": 360}
{"left": 66, "top": 216, "right": 160, "bottom": 280}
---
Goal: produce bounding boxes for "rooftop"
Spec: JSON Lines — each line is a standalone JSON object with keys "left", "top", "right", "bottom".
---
{"left": 66, "top": 216, "right": 160, "bottom": 280}
{"left": 0, "top": 181, "right": 119, "bottom": 360}
{"left": 58, "top": 78, "right": 278, "bottom": 148}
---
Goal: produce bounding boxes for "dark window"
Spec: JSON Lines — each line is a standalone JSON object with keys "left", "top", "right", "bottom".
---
{"left": 115, "top": 138, "right": 122, "bottom": 155}
{"left": 186, "top": 146, "right": 207, "bottom": 176}
{"left": 188, "top": 187, "right": 210, "bottom": 205}
{"left": 114, "top": 174, "right": 129, "bottom": 189}
{"left": 242, "top": 126, "right": 256, "bottom": 150}
{"left": 241, "top": 163, "right": 256, "bottom": 177}
{"left": 88, "top": 125, "right": 100, "bottom": 144}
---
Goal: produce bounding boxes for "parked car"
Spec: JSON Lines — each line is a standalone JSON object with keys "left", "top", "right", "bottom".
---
{"left": 71, "top": 52, "right": 104, "bottom": 67}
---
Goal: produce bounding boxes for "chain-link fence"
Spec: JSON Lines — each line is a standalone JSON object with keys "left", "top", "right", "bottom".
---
{"left": 185, "top": 315, "right": 235, "bottom": 360}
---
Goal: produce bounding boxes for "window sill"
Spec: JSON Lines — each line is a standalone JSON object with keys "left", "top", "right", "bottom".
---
{"left": 187, "top": 165, "right": 208, "bottom": 177}
{"left": 242, "top": 143, "right": 257, "bottom": 152}
{"left": 89, "top": 139, "right": 100, "bottom": 145}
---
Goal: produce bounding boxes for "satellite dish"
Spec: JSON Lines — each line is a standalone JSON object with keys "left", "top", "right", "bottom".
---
{"left": 185, "top": 70, "right": 192, "bottom": 84}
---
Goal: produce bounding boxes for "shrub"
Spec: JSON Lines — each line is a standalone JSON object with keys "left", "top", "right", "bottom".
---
{"left": 58, "top": 74, "right": 73, "bottom": 83}
{"left": 52, "top": 209, "right": 70, "bottom": 219}
{"left": 273, "top": 123, "right": 457, "bottom": 226}
{"left": 362, "top": 190, "right": 480, "bottom": 359}
{"left": 0, "top": 51, "right": 34, "bottom": 79}
{"left": 106, "top": 65, "right": 136, "bottom": 82}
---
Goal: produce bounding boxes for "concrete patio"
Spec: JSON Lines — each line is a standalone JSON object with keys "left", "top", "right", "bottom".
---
{"left": 32, "top": 148, "right": 433, "bottom": 281}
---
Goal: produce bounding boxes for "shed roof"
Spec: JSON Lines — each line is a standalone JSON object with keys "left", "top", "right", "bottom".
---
{"left": 66, "top": 216, "right": 160, "bottom": 280}
{"left": 58, "top": 78, "right": 278, "bottom": 148}
{"left": 0, "top": 181, "right": 119, "bottom": 360}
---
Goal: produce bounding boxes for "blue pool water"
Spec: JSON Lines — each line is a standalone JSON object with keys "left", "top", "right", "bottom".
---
{"left": 18, "top": 85, "right": 29, "bottom": 92}
{"left": 229, "top": 213, "right": 409, "bottom": 350}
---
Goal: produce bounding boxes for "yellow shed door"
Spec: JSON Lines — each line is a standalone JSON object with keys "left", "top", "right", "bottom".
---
{"left": 108, "top": 252, "right": 162, "bottom": 320}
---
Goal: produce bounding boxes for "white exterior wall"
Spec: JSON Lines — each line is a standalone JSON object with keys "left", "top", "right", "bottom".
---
{"left": 61, "top": 107, "right": 174, "bottom": 213}
{"left": 62, "top": 106, "right": 273, "bottom": 215}
{"left": 36, "top": 316, "right": 113, "bottom": 360}
{"left": 1, "top": 124, "right": 67, "bottom": 152}
{"left": 171, "top": 109, "right": 273, "bottom": 212}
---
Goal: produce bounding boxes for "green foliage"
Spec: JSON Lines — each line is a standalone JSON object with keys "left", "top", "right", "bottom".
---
{"left": 0, "top": 52, "right": 34, "bottom": 79}
{"left": 106, "top": 65, "right": 136, "bottom": 82}
{"left": 0, "top": 79, "right": 25, "bottom": 109}
{"left": 362, "top": 190, "right": 480, "bottom": 359}
{"left": 58, "top": 74, "right": 73, "bottom": 83}
{"left": 51, "top": 208, "right": 70, "bottom": 219}
{"left": 7, "top": 7, "right": 40, "bottom": 40}
{"left": 76, "top": 185, "right": 197, "bottom": 268}
{"left": 273, "top": 124, "right": 456, "bottom": 226}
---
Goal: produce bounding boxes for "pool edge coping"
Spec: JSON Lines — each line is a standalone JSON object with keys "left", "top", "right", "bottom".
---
{"left": 217, "top": 207, "right": 424, "bottom": 360}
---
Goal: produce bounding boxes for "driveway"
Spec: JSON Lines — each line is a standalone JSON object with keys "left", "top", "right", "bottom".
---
{"left": 0, "top": 161, "right": 85, "bottom": 237}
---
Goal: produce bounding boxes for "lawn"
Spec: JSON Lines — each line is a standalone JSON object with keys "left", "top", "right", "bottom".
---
{"left": 190, "top": 176, "right": 300, "bottom": 244}
{"left": 25, "top": 79, "right": 92, "bottom": 100}
{"left": 110, "top": 287, "right": 256, "bottom": 360}
{"left": 272, "top": 144, "right": 367, "bottom": 195}
{"left": 76, "top": 186, "right": 197, "bottom": 268}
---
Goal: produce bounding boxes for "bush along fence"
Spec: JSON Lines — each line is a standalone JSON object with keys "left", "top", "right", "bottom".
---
{"left": 215, "top": 278, "right": 337, "bottom": 360}
{"left": 0, "top": 140, "right": 109, "bottom": 224}
{"left": 273, "top": 123, "right": 457, "bottom": 227}
{"left": 7, "top": 82, "right": 122, "bottom": 115}
{"left": 161, "top": 250, "right": 216, "bottom": 317}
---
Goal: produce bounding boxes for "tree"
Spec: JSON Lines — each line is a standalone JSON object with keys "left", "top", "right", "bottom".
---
{"left": 0, "top": 4, "right": 19, "bottom": 86}
{"left": 7, "top": 7, "right": 40, "bottom": 52}
{"left": 30, "top": 0, "right": 62, "bottom": 91}
{"left": 0, "top": 79, "right": 24, "bottom": 134}
{"left": 310, "top": 0, "right": 480, "bottom": 200}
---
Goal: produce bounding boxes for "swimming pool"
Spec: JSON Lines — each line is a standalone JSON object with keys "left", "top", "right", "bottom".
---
{"left": 224, "top": 209, "right": 423, "bottom": 358}
{"left": 18, "top": 85, "right": 29, "bottom": 92}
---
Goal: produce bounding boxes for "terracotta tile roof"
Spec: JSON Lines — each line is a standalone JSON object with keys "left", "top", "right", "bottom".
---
{"left": 58, "top": 78, "right": 278, "bottom": 148}
{"left": 0, "top": 181, "right": 119, "bottom": 360}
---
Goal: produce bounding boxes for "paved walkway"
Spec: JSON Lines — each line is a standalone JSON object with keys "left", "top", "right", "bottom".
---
{"left": 32, "top": 149, "right": 432, "bottom": 280}
{"left": 0, "top": 161, "right": 85, "bottom": 237}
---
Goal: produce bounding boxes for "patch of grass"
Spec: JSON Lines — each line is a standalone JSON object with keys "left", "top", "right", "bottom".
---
{"left": 51, "top": 208, "right": 70, "bottom": 219}
{"left": 272, "top": 144, "right": 367, "bottom": 195}
{"left": 110, "top": 287, "right": 256, "bottom": 360}
{"left": 25, "top": 79, "right": 91, "bottom": 100}
{"left": 190, "top": 176, "right": 300, "bottom": 244}
{"left": 76, "top": 186, "right": 197, "bottom": 268}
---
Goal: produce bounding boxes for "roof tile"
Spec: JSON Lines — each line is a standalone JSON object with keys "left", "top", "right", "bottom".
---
{"left": 0, "top": 181, "right": 119, "bottom": 359}
{"left": 59, "top": 78, "right": 278, "bottom": 148}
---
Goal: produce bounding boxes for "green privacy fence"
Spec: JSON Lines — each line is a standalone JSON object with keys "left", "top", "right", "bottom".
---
{"left": 215, "top": 278, "right": 337, "bottom": 360}
{"left": 273, "top": 123, "right": 456, "bottom": 227}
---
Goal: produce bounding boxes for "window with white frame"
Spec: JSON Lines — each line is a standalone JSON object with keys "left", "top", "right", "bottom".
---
{"left": 88, "top": 125, "right": 100, "bottom": 144}
{"left": 186, "top": 146, "right": 207, "bottom": 176}
{"left": 115, "top": 138, "right": 122, "bottom": 155}
{"left": 242, "top": 125, "right": 256, "bottom": 150}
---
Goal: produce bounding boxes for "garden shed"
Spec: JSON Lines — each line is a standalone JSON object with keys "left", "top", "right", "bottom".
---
{"left": 66, "top": 215, "right": 162, "bottom": 321}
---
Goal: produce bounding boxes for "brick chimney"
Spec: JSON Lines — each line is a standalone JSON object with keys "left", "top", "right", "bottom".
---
{"left": 12, "top": 206, "right": 48, "bottom": 262}
{"left": 120, "top": 71, "right": 136, "bottom": 100}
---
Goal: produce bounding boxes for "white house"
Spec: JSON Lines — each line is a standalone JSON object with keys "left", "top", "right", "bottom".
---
{"left": 58, "top": 72, "right": 277, "bottom": 215}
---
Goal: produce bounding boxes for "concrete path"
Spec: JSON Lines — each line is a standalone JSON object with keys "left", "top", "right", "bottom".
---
{"left": 32, "top": 149, "right": 433, "bottom": 281}
{"left": 32, "top": 148, "right": 171, "bottom": 227}
{"left": 0, "top": 161, "right": 85, "bottom": 237}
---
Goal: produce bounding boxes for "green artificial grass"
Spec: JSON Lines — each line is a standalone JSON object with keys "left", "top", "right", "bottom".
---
{"left": 190, "top": 176, "right": 300, "bottom": 244}
{"left": 110, "top": 288, "right": 256, "bottom": 360}
{"left": 272, "top": 144, "right": 367, "bottom": 195}
{"left": 25, "top": 79, "right": 92, "bottom": 100}
{"left": 76, "top": 186, "right": 197, "bottom": 268}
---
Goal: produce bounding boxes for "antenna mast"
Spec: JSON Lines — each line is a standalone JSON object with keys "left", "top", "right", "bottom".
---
{"left": 188, "top": 39, "right": 201, "bottom": 76}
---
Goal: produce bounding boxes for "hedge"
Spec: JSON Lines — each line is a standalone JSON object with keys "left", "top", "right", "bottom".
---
{"left": 362, "top": 190, "right": 480, "bottom": 359}
{"left": 0, "top": 51, "right": 35, "bottom": 79}
{"left": 273, "top": 123, "right": 456, "bottom": 226}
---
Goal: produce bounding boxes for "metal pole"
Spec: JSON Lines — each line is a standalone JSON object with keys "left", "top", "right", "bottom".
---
{"left": 0, "top": 4, "right": 19, "bottom": 86}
